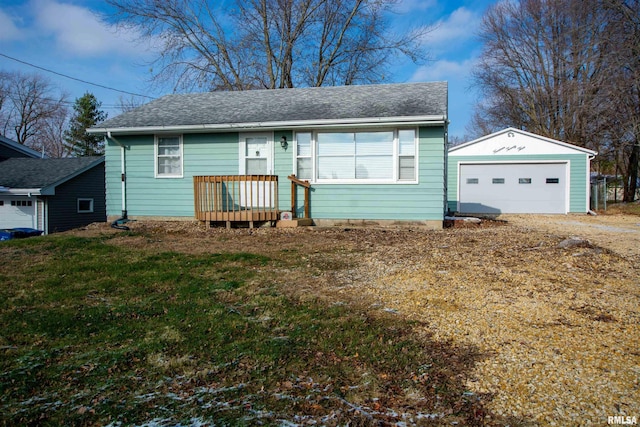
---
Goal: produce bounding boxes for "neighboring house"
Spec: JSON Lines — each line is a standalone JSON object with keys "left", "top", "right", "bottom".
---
{"left": 447, "top": 128, "right": 597, "bottom": 214}
{"left": 0, "top": 135, "right": 42, "bottom": 160}
{"left": 0, "top": 157, "right": 106, "bottom": 233}
{"left": 88, "top": 82, "right": 449, "bottom": 228}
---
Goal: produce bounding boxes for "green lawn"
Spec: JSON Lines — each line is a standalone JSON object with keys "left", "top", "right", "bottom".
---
{"left": 0, "top": 233, "right": 485, "bottom": 426}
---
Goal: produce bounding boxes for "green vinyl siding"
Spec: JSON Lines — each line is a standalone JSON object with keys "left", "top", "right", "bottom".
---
{"left": 447, "top": 154, "right": 590, "bottom": 213}
{"left": 105, "top": 126, "right": 446, "bottom": 221}
{"left": 106, "top": 133, "right": 239, "bottom": 218}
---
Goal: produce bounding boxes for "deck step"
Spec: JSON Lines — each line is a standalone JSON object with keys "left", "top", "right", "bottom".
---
{"left": 276, "top": 218, "right": 314, "bottom": 228}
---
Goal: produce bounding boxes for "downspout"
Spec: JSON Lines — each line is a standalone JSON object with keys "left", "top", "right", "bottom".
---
{"left": 588, "top": 154, "right": 597, "bottom": 215}
{"left": 107, "top": 132, "right": 131, "bottom": 230}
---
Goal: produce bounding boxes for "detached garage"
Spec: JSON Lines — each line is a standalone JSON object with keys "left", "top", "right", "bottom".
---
{"left": 0, "top": 157, "right": 106, "bottom": 234}
{"left": 447, "top": 128, "right": 596, "bottom": 214}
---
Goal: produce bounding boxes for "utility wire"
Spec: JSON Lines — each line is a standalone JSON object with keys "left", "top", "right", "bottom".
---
{"left": 0, "top": 52, "right": 156, "bottom": 99}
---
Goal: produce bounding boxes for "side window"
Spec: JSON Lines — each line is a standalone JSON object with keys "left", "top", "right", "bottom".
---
{"left": 296, "top": 133, "right": 312, "bottom": 180}
{"left": 398, "top": 129, "right": 416, "bottom": 180}
{"left": 156, "top": 135, "right": 183, "bottom": 178}
{"left": 519, "top": 178, "right": 532, "bottom": 184}
{"left": 77, "top": 198, "right": 94, "bottom": 213}
{"left": 466, "top": 178, "right": 479, "bottom": 184}
{"left": 492, "top": 178, "right": 505, "bottom": 184}
{"left": 546, "top": 178, "right": 559, "bottom": 184}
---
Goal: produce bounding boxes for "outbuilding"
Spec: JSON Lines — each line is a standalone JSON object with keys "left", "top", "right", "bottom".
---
{"left": 0, "top": 157, "right": 106, "bottom": 233}
{"left": 447, "top": 128, "right": 596, "bottom": 215}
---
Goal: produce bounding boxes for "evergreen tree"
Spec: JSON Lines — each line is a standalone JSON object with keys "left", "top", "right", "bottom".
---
{"left": 64, "top": 92, "right": 107, "bottom": 156}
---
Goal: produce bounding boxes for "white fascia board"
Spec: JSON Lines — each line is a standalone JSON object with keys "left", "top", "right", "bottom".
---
{"left": 88, "top": 115, "right": 447, "bottom": 135}
{"left": 1, "top": 188, "right": 43, "bottom": 196}
{"left": 449, "top": 127, "right": 597, "bottom": 156}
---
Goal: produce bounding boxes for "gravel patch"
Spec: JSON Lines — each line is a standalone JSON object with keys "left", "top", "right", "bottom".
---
{"left": 70, "top": 216, "right": 640, "bottom": 426}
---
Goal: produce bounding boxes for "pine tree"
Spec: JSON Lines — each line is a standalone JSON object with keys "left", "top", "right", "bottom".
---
{"left": 64, "top": 92, "right": 107, "bottom": 156}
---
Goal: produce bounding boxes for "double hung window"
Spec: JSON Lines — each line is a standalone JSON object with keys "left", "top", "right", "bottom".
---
{"left": 156, "top": 136, "right": 183, "bottom": 178}
{"left": 295, "top": 129, "right": 417, "bottom": 183}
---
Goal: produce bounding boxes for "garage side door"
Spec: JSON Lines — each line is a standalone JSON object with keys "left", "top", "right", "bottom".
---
{"left": 459, "top": 163, "right": 567, "bottom": 214}
{"left": 0, "top": 198, "right": 36, "bottom": 228}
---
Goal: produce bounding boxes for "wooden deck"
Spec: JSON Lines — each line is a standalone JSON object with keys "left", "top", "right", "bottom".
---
{"left": 194, "top": 175, "right": 279, "bottom": 227}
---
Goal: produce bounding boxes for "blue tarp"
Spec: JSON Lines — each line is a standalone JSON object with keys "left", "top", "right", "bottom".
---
{"left": 0, "top": 228, "right": 43, "bottom": 241}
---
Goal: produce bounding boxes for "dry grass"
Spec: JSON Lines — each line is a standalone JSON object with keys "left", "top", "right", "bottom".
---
{"left": 52, "top": 216, "right": 640, "bottom": 425}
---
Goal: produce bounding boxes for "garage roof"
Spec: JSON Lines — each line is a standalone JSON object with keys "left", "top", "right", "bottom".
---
{"left": 0, "top": 157, "right": 104, "bottom": 195}
{"left": 449, "top": 127, "right": 597, "bottom": 156}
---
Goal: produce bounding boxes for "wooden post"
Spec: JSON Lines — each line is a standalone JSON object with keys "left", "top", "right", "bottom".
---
{"left": 291, "top": 176, "right": 297, "bottom": 218}
{"left": 304, "top": 185, "right": 310, "bottom": 218}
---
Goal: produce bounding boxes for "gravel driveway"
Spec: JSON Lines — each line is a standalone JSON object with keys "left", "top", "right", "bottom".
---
{"left": 498, "top": 214, "right": 640, "bottom": 259}
{"left": 73, "top": 217, "right": 640, "bottom": 426}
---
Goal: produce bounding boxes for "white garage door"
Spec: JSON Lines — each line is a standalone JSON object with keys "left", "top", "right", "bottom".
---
{"left": 0, "top": 198, "right": 37, "bottom": 228}
{"left": 459, "top": 163, "right": 567, "bottom": 214}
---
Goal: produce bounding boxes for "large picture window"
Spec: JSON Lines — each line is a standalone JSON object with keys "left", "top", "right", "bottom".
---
{"left": 301, "top": 129, "right": 415, "bottom": 183}
{"left": 156, "top": 135, "right": 183, "bottom": 178}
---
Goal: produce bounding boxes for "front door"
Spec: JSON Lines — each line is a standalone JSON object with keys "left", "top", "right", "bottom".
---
{"left": 239, "top": 132, "right": 274, "bottom": 208}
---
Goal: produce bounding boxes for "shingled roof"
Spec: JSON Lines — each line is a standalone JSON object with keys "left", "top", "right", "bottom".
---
{"left": 0, "top": 157, "right": 104, "bottom": 194}
{"left": 90, "top": 82, "right": 448, "bottom": 133}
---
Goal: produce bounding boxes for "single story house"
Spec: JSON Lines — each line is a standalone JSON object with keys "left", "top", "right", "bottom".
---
{"left": 88, "top": 82, "right": 449, "bottom": 228}
{"left": 0, "top": 157, "right": 106, "bottom": 233}
{"left": 447, "top": 128, "right": 597, "bottom": 214}
{"left": 0, "top": 134, "right": 42, "bottom": 160}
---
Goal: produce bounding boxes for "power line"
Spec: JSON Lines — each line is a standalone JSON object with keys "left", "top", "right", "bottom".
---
{"left": 0, "top": 52, "right": 156, "bottom": 100}
{"left": 0, "top": 89, "right": 141, "bottom": 111}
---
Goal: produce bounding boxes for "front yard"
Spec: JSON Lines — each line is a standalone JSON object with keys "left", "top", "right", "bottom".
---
{"left": 1, "top": 216, "right": 638, "bottom": 426}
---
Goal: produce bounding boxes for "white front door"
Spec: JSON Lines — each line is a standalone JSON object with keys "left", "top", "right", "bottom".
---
{"left": 239, "top": 132, "right": 273, "bottom": 175}
{"left": 239, "top": 132, "right": 274, "bottom": 208}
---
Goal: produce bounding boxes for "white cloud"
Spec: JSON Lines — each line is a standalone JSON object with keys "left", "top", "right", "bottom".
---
{"left": 409, "top": 58, "right": 477, "bottom": 82}
{"left": 394, "top": 0, "right": 438, "bottom": 14}
{"left": 0, "top": 9, "right": 22, "bottom": 41}
{"left": 29, "top": 0, "right": 152, "bottom": 58}
{"left": 420, "top": 7, "right": 481, "bottom": 51}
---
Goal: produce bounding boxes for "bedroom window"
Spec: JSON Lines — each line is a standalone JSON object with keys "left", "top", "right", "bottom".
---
{"left": 313, "top": 129, "right": 416, "bottom": 183}
{"left": 156, "top": 135, "right": 183, "bottom": 178}
{"left": 77, "top": 198, "right": 94, "bottom": 213}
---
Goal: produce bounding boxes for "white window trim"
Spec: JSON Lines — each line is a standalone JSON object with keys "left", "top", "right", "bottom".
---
{"left": 293, "top": 132, "right": 314, "bottom": 181}
{"left": 77, "top": 198, "right": 94, "bottom": 213}
{"left": 294, "top": 128, "right": 419, "bottom": 185}
{"left": 154, "top": 134, "right": 184, "bottom": 178}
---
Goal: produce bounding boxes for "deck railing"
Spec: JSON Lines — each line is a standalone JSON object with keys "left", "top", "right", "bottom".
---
{"left": 194, "top": 175, "right": 279, "bottom": 226}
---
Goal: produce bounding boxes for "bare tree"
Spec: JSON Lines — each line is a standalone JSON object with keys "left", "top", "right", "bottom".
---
{"left": 471, "top": 0, "right": 608, "bottom": 144}
{"left": 470, "top": 0, "right": 640, "bottom": 201}
{"left": 106, "top": 0, "right": 429, "bottom": 92}
{"left": 117, "top": 95, "right": 146, "bottom": 113}
{"left": 600, "top": 0, "right": 640, "bottom": 201}
{"left": 0, "top": 71, "right": 69, "bottom": 154}
{"left": 39, "top": 107, "right": 69, "bottom": 158}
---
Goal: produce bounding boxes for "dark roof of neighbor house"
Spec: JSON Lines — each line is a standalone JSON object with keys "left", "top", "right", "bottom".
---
{"left": 91, "top": 82, "right": 448, "bottom": 132}
{"left": 0, "top": 157, "right": 103, "bottom": 190}
{"left": 0, "top": 135, "right": 43, "bottom": 159}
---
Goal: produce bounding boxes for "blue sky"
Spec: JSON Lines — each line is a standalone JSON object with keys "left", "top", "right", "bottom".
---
{"left": 0, "top": 0, "right": 495, "bottom": 140}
